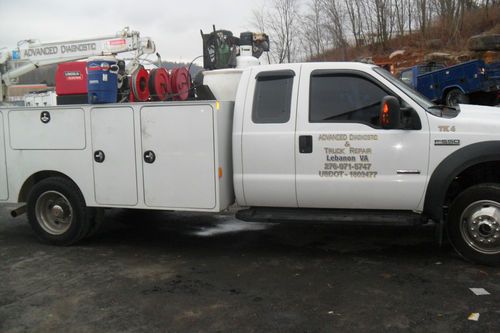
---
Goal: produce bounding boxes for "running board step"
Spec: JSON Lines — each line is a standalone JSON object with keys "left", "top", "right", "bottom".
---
{"left": 236, "top": 208, "right": 426, "bottom": 226}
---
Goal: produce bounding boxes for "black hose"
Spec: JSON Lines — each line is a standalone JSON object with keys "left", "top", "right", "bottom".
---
{"left": 188, "top": 55, "right": 203, "bottom": 76}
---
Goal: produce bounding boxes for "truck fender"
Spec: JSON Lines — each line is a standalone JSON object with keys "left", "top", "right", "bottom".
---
{"left": 441, "top": 85, "right": 465, "bottom": 100}
{"left": 423, "top": 141, "right": 500, "bottom": 222}
{"left": 18, "top": 170, "right": 78, "bottom": 203}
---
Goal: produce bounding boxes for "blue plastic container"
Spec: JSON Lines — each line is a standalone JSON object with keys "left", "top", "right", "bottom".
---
{"left": 87, "top": 59, "right": 118, "bottom": 104}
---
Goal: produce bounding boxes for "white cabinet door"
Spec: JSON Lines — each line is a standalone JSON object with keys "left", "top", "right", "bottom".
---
{"left": 141, "top": 105, "right": 216, "bottom": 209}
{"left": 9, "top": 108, "right": 85, "bottom": 150}
{"left": 91, "top": 107, "right": 138, "bottom": 206}
{"left": 0, "top": 113, "right": 8, "bottom": 200}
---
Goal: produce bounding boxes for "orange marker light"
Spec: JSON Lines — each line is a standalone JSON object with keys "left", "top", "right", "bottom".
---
{"left": 218, "top": 167, "right": 223, "bottom": 178}
{"left": 382, "top": 103, "right": 390, "bottom": 126}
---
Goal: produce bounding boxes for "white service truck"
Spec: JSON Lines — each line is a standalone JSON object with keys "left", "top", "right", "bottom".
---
{"left": 1, "top": 62, "right": 500, "bottom": 265}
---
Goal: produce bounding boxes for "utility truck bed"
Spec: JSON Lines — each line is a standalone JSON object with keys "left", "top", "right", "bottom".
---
{"left": 0, "top": 101, "right": 234, "bottom": 212}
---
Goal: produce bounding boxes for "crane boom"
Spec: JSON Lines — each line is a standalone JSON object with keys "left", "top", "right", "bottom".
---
{"left": 0, "top": 27, "right": 156, "bottom": 102}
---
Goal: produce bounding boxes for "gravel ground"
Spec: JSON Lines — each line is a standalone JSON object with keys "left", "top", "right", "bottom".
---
{"left": 0, "top": 205, "right": 499, "bottom": 332}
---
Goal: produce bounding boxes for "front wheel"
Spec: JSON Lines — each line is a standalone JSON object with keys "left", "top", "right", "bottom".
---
{"left": 27, "top": 177, "right": 92, "bottom": 245}
{"left": 448, "top": 184, "right": 500, "bottom": 265}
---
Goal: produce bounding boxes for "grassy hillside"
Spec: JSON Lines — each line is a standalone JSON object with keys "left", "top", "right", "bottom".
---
{"left": 311, "top": 5, "right": 500, "bottom": 72}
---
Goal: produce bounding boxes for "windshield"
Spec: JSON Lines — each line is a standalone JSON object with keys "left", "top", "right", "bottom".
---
{"left": 373, "top": 67, "right": 435, "bottom": 110}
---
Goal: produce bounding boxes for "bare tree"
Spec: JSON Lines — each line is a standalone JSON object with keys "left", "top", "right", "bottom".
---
{"left": 373, "top": 0, "right": 391, "bottom": 45}
{"left": 269, "top": 0, "right": 300, "bottom": 63}
{"left": 394, "top": 0, "right": 410, "bottom": 36}
{"left": 432, "top": 0, "right": 470, "bottom": 41}
{"left": 322, "top": 0, "right": 349, "bottom": 59}
{"left": 415, "top": 0, "right": 432, "bottom": 35}
{"left": 252, "top": 7, "right": 268, "bottom": 32}
{"left": 301, "top": 0, "right": 328, "bottom": 58}
{"left": 252, "top": 0, "right": 499, "bottom": 63}
{"left": 358, "top": 0, "right": 377, "bottom": 45}
{"left": 345, "top": 0, "right": 364, "bottom": 46}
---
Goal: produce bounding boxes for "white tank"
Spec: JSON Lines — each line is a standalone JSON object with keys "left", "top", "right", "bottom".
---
{"left": 203, "top": 68, "right": 243, "bottom": 101}
{"left": 236, "top": 45, "right": 260, "bottom": 68}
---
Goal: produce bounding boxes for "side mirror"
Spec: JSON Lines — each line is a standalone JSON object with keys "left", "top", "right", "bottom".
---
{"left": 380, "top": 96, "right": 402, "bottom": 129}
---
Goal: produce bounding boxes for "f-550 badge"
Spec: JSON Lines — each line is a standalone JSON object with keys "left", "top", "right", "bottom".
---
{"left": 435, "top": 139, "right": 460, "bottom": 146}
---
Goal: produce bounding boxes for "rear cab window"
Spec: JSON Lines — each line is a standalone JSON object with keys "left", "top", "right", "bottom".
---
{"left": 252, "top": 70, "right": 295, "bottom": 124}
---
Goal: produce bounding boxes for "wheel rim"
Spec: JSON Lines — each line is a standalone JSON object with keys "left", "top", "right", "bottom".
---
{"left": 35, "top": 190, "right": 73, "bottom": 235}
{"left": 459, "top": 200, "right": 500, "bottom": 254}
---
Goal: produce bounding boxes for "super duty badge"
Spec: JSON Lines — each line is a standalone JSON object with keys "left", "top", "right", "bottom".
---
{"left": 435, "top": 139, "right": 460, "bottom": 146}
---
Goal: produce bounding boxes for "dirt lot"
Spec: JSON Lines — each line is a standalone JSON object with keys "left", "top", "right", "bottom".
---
{"left": 0, "top": 204, "right": 499, "bottom": 332}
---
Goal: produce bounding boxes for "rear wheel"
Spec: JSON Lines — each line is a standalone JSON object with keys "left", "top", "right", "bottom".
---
{"left": 448, "top": 184, "right": 500, "bottom": 265}
{"left": 444, "top": 88, "right": 469, "bottom": 107}
{"left": 27, "top": 177, "right": 91, "bottom": 245}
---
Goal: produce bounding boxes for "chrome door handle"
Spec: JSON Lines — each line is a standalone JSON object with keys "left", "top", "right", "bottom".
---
{"left": 397, "top": 170, "right": 421, "bottom": 175}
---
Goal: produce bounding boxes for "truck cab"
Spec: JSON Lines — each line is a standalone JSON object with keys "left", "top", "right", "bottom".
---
{"left": 232, "top": 62, "right": 500, "bottom": 265}
{"left": 234, "top": 63, "right": 429, "bottom": 211}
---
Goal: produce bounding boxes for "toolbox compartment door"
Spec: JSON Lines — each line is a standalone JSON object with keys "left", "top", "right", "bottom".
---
{"left": 9, "top": 108, "right": 85, "bottom": 150}
{"left": 91, "top": 107, "right": 138, "bottom": 206}
{"left": 141, "top": 104, "right": 216, "bottom": 209}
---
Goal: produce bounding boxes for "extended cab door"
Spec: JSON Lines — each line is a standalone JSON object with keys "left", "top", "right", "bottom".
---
{"left": 295, "top": 65, "right": 429, "bottom": 210}
{"left": 240, "top": 65, "right": 301, "bottom": 207}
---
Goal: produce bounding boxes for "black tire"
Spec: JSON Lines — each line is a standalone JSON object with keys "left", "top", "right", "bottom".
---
{"left": 444, "top": 88, "right": 469, "bottom": 107}
{"left": 447, "top": 184, "right": 500, "bottom": 265}
{"left": 27, "top": 177, "right": 91, "bottom": 246}
{"left": 475, "top": 92, "right": 499, "bottom": 106}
